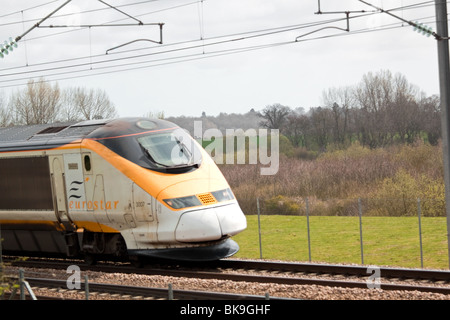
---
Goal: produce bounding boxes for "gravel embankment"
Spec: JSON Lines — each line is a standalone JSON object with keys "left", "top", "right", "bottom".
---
{"left": 5, "top": 266, "right": 450, "bottom": 300}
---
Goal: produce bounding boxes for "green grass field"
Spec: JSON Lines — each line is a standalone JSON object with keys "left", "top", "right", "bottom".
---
{"left": 232, "top": 215, "right": 449, "bottom": 270}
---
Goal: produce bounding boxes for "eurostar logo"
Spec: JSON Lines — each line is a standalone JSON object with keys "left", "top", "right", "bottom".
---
{"left": 69, "top": 200, "right": 119, "bottom": 210}
{"left": 68, "top": 180, "right": 83, "bottom": 199}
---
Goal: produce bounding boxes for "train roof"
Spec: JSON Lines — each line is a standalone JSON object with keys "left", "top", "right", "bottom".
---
{"left": 0, "top": 118, "right": 175, "bottom": 152}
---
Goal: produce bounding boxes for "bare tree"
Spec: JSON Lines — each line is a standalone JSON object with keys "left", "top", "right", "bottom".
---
{"left": 284, "top": 113, "right": 311, "bottom": 148}
{"left": 354, "top": 70, "right": 396, "bottom": 147}
{"left": 258, "top": 103, "right": 292, "bottom": 132}
{"left": 65, "top": 87, "right": 117, "bottom": 120}
{"left": 390, "top": 73, "right": 422, "bottom": 144}
{"left": 143, "top": 110, "right": 165, "bottom": 119}
{"left": 322, "top": 86, "right": 354, "bottom": 146}
{"left": 60, "top": 88, "right": 83, "bottom": 122}
{"left": 309, "top": 106, "right": 332, "bottom": 151}
{"left": 6, "top": 78, "right": 118, "bottom": 125}
{"left": 0, "top": 92, "right": 12, "bottom": 127}
{"left": 419, "top": 94, "right": 441, "bottom": 145}
{"left": 352, "top": 70, "right": 428, "bottom": 147}
{"left": 12, "top": 78, "right": 61, "bottom": 125}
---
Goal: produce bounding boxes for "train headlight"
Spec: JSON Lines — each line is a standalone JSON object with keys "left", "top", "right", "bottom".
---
{"left": 164, "top": 195, "right": 201, "bottom": 209}
{"left": 211, "top": 188, "right": 234, "bottom": 202}
{"left": 163, "top": 188, "right": 235, "bottom": 209}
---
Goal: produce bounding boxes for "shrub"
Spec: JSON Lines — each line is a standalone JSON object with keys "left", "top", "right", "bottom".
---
{"left": 263, "top": 195, "right": 301, "bottom": 215}
{"left": 219, "top": 140, "right": 445, "bottom": 217}
{"left": 393, "top": 140, "right": 443, "bottom": 179}
{"left": 319, "top": 141, "right": 372, "bottom": 160}
{"left": 301, "top": 197, "right": 360, "bottom": 216}
{"left": 367, "top": 169, "right": 445, "bottom": 216}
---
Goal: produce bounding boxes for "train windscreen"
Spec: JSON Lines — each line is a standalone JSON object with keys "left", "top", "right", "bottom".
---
{"left": 137, "top": 129, "right": 202, "bottom": 169}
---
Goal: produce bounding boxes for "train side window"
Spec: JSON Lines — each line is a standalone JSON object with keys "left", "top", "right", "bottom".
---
{"left": 84, "top": 155, "right": 92, "bottom": 172}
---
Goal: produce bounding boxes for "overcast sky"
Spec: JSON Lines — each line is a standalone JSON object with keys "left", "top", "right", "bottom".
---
{"left": 0, "top": 0, "right": 442, "bottom": 118}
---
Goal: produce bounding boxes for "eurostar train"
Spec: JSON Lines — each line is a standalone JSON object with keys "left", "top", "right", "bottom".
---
{"left": 0, "top": 118, "right": 247, "bottom": 264}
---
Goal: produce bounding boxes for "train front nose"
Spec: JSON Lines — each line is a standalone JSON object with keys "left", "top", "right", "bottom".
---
{"left": 175, "top": 203, "right": 247, "bottom": 242}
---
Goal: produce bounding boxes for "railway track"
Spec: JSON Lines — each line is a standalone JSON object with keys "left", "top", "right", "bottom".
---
{"left": 18, "top": 277, "right": 284, "bottom": 300}
{"left": 4, "top": 257, "right": 450, "bottom": 298}
{"left": 218, "top": 260, "right": 450, "bottom": 294}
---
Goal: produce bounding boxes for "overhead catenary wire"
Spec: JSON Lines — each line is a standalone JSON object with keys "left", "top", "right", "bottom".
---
{"left": 0, "top": 0, "right": 60, "bottom": 19}
{"left": 0, "top": 12, "right": 438, "bottom": 89}
{"left": 9, "top": 0, "right": 159, "bottom": 45}
{"left": 0, "top": 21, "right": 438, "bottom": 88}
{"left": 21, "top": 10, "right": 29, "bottom": 66}
{"left": 0, "top": 0, "right": 202, "bottom": 68}
{"left": 0, "top": 0, "right": 169, "bottom": 27}
{"left": 0, "top": 0, "right": 444, "bottom": 88}
{"left": 359, "top": 0, "right": 443, "bottom": 39}
{"left": 1, "top": 0, "right": 431, "bottom": 76}
{"left": 0, "top": 15, "right": 355, "bottom": 75}
{"left": 0, "top": 0, "right": 435, "bottom": 70}
{"left": 98, "top": 0, "right": 143, "bottom": 25}
{"left": 198, "top": 0, "right": 204, "bottom": 38}
{"left": 0, "top": 42, "right": 292, "bottom": 87}
{"left": 14, "top": 0, "right": 72, "bottom": 43}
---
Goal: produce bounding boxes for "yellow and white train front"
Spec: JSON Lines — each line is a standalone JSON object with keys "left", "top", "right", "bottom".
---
{"left": 83, "top": 118, "right": 247, "bottom": 261}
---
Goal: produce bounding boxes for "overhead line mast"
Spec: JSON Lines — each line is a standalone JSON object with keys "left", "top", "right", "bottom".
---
{"left": 434, "top": 0, "right": 450, "bottom": 269}
{"left": 356, "top": 0, "right": 450, "bottom": 269}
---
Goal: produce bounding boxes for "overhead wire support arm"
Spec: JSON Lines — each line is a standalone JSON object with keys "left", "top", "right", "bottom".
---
{"left": 295, "top": 24, "right": 349, "bottom": 42}
{"left": 98, "top": 0, "right": 143, "bottom": 25}
{"left": 358, "top": 0, "right": 446, "bottom": 40}
{"left": 105, "top": 23, "right": 164, "bottom": 54}
{"left": 315, "top": 1, "right": 375, "bottom": 15}
{"left": 105, "top": 39, "right": 160, "bottom": 54}
{"left": 106, "top": 27, "right": 164, "bottom": 54}
{"left": 31, "top": 0, "right": 165, "bottom": 54}
{"left": 297, "top": 0, "right": 361, "bottom": 41}
{"left": 39, "top": 23, "right": 164, "bottom": 28}
{"left": 15, "top": 0, "right": 72, "bottom": 43}
{"left": 2, "top": 0, "right": 72, "bottom": 58}
{"left": 37, "top": 0, "right": 149, "bottom": 29}
{"left": 295, "top": 13, "right": 350, "bottom": 41}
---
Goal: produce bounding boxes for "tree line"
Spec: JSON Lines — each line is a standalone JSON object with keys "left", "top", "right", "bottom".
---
{"left": 259, "top": 70, "right": 441, "bottom": 150}
{"left": 1, "top": 70, "right": 441, "bottom": 153}
{"left": 0, "top": 78, "right": 117, "bottom": 126}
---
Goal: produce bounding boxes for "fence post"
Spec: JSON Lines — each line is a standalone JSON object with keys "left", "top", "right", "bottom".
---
{"left": 0, "top": 225, "right": 3, "bottom": 269}
{"left": 18, "top": 269, "right": 37, "bottom": 300}
{"left": 19, "top": 269, "right": 25, "bottom": 300}
{"left": 168, "top": 283, "right": 173, "bottom": 300}
{"left": 305, "top": 197, "right": 311, "bottom": 262}
{"left": 417, "top": 198, "right": 424, "bottom": 269}
{"left": 85, "top": 274, "right": 89, "bottom": 300}
{"left": 257, "top": 197, "right": 263, "bottom": 259}
{"left": 358, "top": 198, "right": 364, "bottom": 265}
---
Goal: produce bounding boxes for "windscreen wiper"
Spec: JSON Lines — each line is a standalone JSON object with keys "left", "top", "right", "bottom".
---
{"left": 140, "top": 145, "right": 170, "bottom": 168}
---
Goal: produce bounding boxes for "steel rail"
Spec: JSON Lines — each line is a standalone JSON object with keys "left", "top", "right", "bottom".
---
{"left": 6, "top": 257, "right": 450, "bottom": 295}
{"left": 220, "top": 259, "right": 450, "bottom": 281}
{"left": 23, "top": 277, "right": 291, "bottom": 300}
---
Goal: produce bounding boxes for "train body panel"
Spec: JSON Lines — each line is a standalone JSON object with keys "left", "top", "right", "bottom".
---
{"left": 175, "top": 203, "right": 246, "bottom": 242}
{"left": 0, "top": 118, "right": 247, "bottom": 262}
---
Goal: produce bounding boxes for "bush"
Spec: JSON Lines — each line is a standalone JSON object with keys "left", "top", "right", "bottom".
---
{"left": 263, "top": 195, "right": 301, "bottom": 215}
{"left": 219, "top": 140, "right": 445, "bottom": 217}
{"left": 368, "top": 169, "right": 445, "bottom": 216}
{"left": 393, "top": 140, "right": 443, "bottom": 180}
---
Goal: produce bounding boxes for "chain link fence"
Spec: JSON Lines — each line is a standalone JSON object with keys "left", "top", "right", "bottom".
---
{"left": 244, "top": 197, "right": 449, "bottom": 269}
